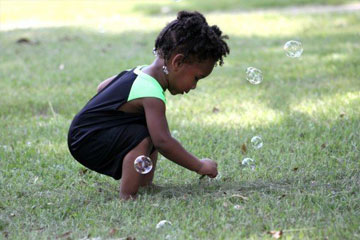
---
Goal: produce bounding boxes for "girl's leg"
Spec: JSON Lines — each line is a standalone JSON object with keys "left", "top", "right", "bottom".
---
{"left": 140, "top": 150, "right": 158, "bottom": 187}
{"left": 120, "top": 137, "right": 153, "bottom": 200}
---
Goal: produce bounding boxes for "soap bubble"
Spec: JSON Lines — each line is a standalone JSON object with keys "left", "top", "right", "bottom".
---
{"left": 246, "top": 67, "right": 263, "bottom": 84}
{"left": 234, "top": 205, "right": 242, "bottom": 210}
{"left": 251, "top": 136, "right": 263, "bottom": 149}
{"left": 171, "top": 130, "right": 179, "bottom": 138}
{"left": 242, "top": 158, "right": 255, "bottom": 170}
{"left": 207, "top": 172, "right": 222, "bottom": 182}
{"left": 134, "top": 155, "right": 153, "bottom": 174}
{"left": 156, "top": 220, "right": 172, "bottom": 229}
{"left": 284, "top": 40, "right": 303, "bottom": 58}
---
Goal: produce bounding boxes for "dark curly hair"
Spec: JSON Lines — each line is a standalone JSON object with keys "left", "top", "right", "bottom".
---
{"left": 154, "top": 11, "right": 230, "bottom": 66}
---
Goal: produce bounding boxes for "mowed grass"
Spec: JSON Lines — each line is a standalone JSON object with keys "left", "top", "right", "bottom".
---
{"left": 1, "top": 1, "right": 360, "bottom": 239}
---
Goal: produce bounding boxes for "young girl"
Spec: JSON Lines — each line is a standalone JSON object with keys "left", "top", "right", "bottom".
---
{"left": 67, "top": 10, "right": 230, "bottom": 200}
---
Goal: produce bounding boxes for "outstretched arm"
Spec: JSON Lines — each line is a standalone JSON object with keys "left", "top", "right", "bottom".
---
{"left": 143, "top": 98, "right": 217, "bottom": 177}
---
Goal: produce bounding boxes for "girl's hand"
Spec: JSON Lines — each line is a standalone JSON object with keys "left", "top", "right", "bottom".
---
{"left": 198, "top": 158, "right": 218, "bottom": 178}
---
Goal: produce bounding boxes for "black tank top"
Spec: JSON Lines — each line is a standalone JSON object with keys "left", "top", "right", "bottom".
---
{"left": 68, "top": 69, "right": 145, "bottom": 151}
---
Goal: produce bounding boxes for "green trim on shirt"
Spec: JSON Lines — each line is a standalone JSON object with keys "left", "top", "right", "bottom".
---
{"left": 127, "top": 66, "right": 166, "bottom": 104}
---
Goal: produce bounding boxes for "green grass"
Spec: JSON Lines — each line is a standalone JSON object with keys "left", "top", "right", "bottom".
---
{"left": 1, "top": 1, "right": 360, "bottom": 239}
{"left": 133, "top": 0, "right": 358, "bottom": 15}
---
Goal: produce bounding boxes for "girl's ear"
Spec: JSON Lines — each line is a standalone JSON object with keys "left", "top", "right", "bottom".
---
{"left": 171, "top": 54, "right": 185, "bottom": 71}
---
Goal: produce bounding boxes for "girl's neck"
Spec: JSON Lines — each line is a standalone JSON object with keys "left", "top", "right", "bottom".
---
{"left": 142, "top": 57, "right": 169, "bottom": 91}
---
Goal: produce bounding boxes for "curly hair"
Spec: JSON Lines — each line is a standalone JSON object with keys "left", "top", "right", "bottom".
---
{"left": 154, "top": 11, "right": 230, "bottom": 66}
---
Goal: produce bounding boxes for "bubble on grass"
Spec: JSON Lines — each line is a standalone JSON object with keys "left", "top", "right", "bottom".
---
{"left": 156, "top": 220, "right": 172, "bottom": 229}
{"left": 246, "top": 67, "right": 263, "bottom": 84}
{"left": 134, "top": 155, "right": 153, "bottom": 174}
{"left": 234, "top": 205, "right": 242, "bottom": 210}
{"left": 242, "top": 158, "right": 255, "bottom": 170}
{"left": 251, "top": 136, "right": 263, "bottom": 149}
{"left": 283, "top": 40, "right": 303, "bottom": 58}
{"left": 208, "top": 172, "right": 222, "bottom": 182}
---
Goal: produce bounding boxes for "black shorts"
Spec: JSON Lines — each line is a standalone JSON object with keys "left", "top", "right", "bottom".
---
{"left": 69, "top": 124, "right": 153, "bottom": 180}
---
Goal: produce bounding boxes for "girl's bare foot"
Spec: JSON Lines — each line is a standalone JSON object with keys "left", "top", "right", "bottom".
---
{"left": 119, "top": 191, "right": 137, "bottom": 201}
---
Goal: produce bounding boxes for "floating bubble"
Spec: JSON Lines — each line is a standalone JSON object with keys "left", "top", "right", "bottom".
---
{"left": 58, "top": 64, "right": 64, "bottom": 70}
{"left": 284, "top": 40, "right": 303, "bottom": 58}
{"left": 251, "top": 136, "right": 263, "bottom": 149}
{"left": 246, "top": 67, "right": 263, "bottom": 84}
{"left": 242, "top": 158, "right": 255, "bottom": 170}
{"left": 156, "top": 220, "right": 172, "bottom": 229}
{"left": 161, "top": 6, "right": 171, "bottom": 14}
{"left": 171, "top": 130, "right": 179, "bottom": 138}
{"left": 134, "top": 155, "right": 153, "bottom": 174}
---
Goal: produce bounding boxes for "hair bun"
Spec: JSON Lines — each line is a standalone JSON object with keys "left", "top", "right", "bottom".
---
{"left": 177, "top": 11, "right": 206, "bottom": 24}
{"left": 210, "top": 25, "right": 222, "bottom": 36}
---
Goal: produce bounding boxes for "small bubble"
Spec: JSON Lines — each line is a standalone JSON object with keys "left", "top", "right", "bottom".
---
{"left": 208, "top": 172, "right": 222, "bottom": 182}
{"left": 234, "top": 205, "right": 242, "bottom": 210}
{"left": 284, "top": 40, "right": 303, "bottom": 58}
{"left": 156, "top": 220, "right": 172, "bottom": 229}
{"left": 171, "top": 130, "right": 179, "bottom": 138}
{"left": 242, "top": 158, "right": 255, "bottom": 170}
{"left": 251, "top": 136, "right": 263, "bottom": 149}
{"left": 246, "top": 67, "right": 263, "bottom": 84}
{"left": 161, "top": 6, "right": 171, "bottom": 14}
{"left": 134, "top": 155, "right": 153, "bottom": 174}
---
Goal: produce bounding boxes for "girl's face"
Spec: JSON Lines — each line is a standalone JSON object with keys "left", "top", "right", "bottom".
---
{"left": 168, "top": 57, "right": 216, "bottom": 95}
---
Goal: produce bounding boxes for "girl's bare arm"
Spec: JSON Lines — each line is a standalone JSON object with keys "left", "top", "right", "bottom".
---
{"left": 97, "top": 75, "right": 117, "bottom": 93}
{"left": 142, "top": 97, "right": 217, "bottom": 177}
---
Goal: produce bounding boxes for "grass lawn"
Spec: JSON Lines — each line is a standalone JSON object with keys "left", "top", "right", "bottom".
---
{"left": 1, "top": 0, "right": 360, "bottom": 239}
